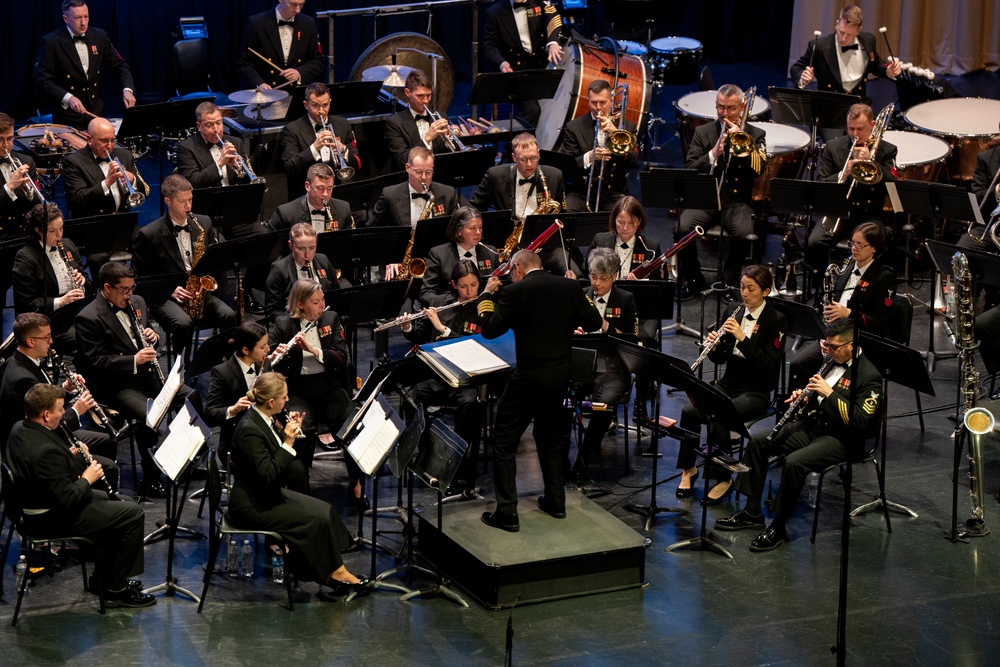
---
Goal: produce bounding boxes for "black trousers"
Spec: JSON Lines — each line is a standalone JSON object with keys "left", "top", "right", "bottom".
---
{"left": 151, "top": 295, "right": 237, "bottom": 357}
{"left": 110, "top": 383, "right": 198, "bottom": 483}
{"left": 677, "top": 202, "right": 754, "bottom": 288}
{"left": 676, "top": 388, "right": 770, "bottom": 474}
{"left": 287, "top": 372, "right": 356, "bottom": 482}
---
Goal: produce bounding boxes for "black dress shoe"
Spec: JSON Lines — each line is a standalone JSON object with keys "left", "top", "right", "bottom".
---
{"left": 351, "top": 494, "right": 371, "bottom": 511}
{"left": 749, "top": 526, "right": 787, "bottom": 552}
{"left": 675, "top": 471, "right": 699, "bottom": 498}
{"left": 104, "top": 586, "right": 157, "bottom": 608}
{"left": 329, "top": 577, "right": 371, "bottom": 595}
{"left": 715, "top": 510, "right": 766, "bottom": 531}
{"left": 536, "top": 496, "right": 566, "bottom": 519}
{"left": 678, "top": 275, "right": 707, "bottom": 301}
{"left": 700, "top": 481, "right": 734, "bottom": 506}
{"left": 138, "top": 480, "right": 167, "bottom": 498}
{"left": 90, "top": 576, "right": 142, "bottom": 593}
{"left": 481, "top": 511, "right": 520, "bottom": 532}
{"left": 632, "top": 402, "right": 649, "bottom": 422}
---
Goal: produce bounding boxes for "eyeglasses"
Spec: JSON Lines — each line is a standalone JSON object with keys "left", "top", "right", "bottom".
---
{"left": 29, "top": 334, "right": 53, "bottom": 342}
{"left": 820, "top": 339, "right": 850, "bottom": 351}
{"left": 112, "top": 285, "right": 136, "bottom": 295}
{"left": 514, "top": 155, "right": 540, "bottom": 163}
{"left": 409, "top": 169, "right": 433, "bottom": 177}
{"left": 589, "top": 273, "right": 613, "bottom": 282}
{"left": 849, "top": 241, "right": 870, "bottom": 249}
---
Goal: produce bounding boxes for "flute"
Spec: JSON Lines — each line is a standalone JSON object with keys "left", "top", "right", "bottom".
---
{"left": 266, "top": 306, "right": 330, "bottom": 368}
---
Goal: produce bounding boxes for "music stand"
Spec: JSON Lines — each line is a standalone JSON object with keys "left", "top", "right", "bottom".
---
{"left": 191, "top": 183, "right": 268, "bottom": 239}
{"left": 283, "top": 81, "right": 383, "bottom": 120}
{"left": 480, "top": 210, "right": 515, "bottom": 251}
{"left": 410, "top": 217, "right": 451, "bottom": 260}
{"left": 432, "top": 148, "right": 498, "bottom": 190}
{"left": 767, "top": 295, "right": 827, "bottom": 394}
{"left": 192, "top": 231, "right": 285, "bottom": 322}
{"left": 334, "top": 172, "right": 408, "bottom": 223}
{"left": 767, "top": 87, "right": 859, "bottom": 177}
{"left": 564, "top": 212, "right": 613, "bottom": 249}
{"left": 185, "top": 328, "right": 236, "bottom": 380}
{"left": 467, "top": 70, "right": 563, "bottom": 135}
{"left": 134, "top": 273, "right": 187, "bottom": 307}
{"left": 521, "top": 213, "right": 576, "bottom": 274}
{"left": 540, "top": 150, "right": 584, "bottom": 190}
{"left": 65, "top": 212, "right": 138, "bottom": 263}
{"left": 317, "top": 226, "right": 410, "bottom": 287}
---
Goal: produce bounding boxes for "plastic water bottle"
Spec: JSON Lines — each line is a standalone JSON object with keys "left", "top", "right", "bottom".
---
{"left": 14, "top": 555, "right": 27, "bottom": 594}
{"left": 271, "top": 553, "right": 285, "bottom": 584}
{"left": 807, "top": 472, "right": 820, "bottom": 508}
{"left": 241, "top": 539, "right": 254, "bottom": 579}
{"left": 227, "top": 539, "right": 239, "bottom": 578}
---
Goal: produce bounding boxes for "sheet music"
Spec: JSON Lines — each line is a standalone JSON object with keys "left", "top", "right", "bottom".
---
{"left": 433, "top": 338, "right": 508, "bottom": 376}
{"left": 154, "top": 400, "right": 209, "bottom": 481}
{"left": 885, "top": 182, "right": 903, "bottom": 214}
{"left": 347, "top": 396, "right": 402, "bottom": 476}
{"left": 146, "top": 355, "right": 184, "bottom": 429}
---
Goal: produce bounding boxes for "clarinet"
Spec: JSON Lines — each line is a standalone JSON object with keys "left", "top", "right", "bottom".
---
{"left": 125, "top": 299, "right": 166, "bottom": 385}
{"left": 55, "top": 241, "right": 84, "bottom": 288}
{"left": 59, "top": 421, "right": 118, "bottom": 498}
{"left": 48, "top": 349, "right": 120, "bottom": 439}
{"left": 690, "top": 304, "right": 744, "bottom": 372}
{"left": 766, "top": 356, "right": 835, "bottom": 442}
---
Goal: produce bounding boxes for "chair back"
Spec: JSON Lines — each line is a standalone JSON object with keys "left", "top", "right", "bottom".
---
{"left": 1, "top": 463, "right": 23, "bottom": 526}
{"left": 699, "top": 66, "right": 715, "bottom": 91}
{"left": 205, "top": 451, "right": 223, "bottom": 518}
{"left": 889, "top": 293, "right": 913, "bottom": 345}
{"left": 172, "top": 38, "right": 211, "bottom": 95}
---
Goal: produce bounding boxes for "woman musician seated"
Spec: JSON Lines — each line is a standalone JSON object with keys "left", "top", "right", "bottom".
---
{"left": 418, "top": 206, "right": 498, "bottom": 307}
{"left": 675, "top": 265, "right": 787, "bottom": 504}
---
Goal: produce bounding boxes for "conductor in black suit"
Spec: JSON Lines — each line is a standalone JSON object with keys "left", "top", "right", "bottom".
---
{"left": 482, "top": 0, "right": 566, "bottom": 126}
{"left": 235, "top": 0, "right": 326, "bottom": 90}
{"left": 75, "top": 261, "right": 200, "bottom": 497}
{"left": 790, "top": 4, "right": 900, "bottom": 103}
{"left": 175, "top": 101, "right": 252, "bottom": 191}
{"left": 384, "top": 69, "right": 454, "bottom": 171}
{"left": 558, "top": 79, "right": 639, "bottom": 212}
{"left": 418, "top": 206, "right": 498, "bottom": 307}
{"left": 62, "top": 117, "right": 147, "bottom": 219}
{"left": 265, "top": 223, "right": 341, "bottom": 319}
{"left": 269, "top": 163, "right": 354, "bottom": 234}
{"left": 130, "top": 175, "right": 237, "bottom": 359}
{"left": 33, "top": 0, "right": 136, "bottom": 130}
{"left": 281, "top": 83, "right": 360, "bottom": 200}
{"left": 675, "top": 84, "right": 767, "bottom": 296}
{"left": 0, "top": 113, "right": 41, "bottom": 240}
{"left": 479, "top": 249, "right": 602, "bottom": 530}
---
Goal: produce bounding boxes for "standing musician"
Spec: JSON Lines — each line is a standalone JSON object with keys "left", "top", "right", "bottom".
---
{"left": 384, "top": 69, "right": 455, "bottom": 172}
{"left": 558, "top": 79, "right": 639, "bottom": 212}
{"left": 790, "top": 5, "right": 900, "bottom": 103}
{"left": 130, "top": 175, "right": 237, "bottom": 360}
{"left": 715, "top": 318, "right": 883, "bottom": 552}
{"left": 62, "top": 116, "right": 147, "bottom": 219}
{"left": 281, "top": 83, "right": 360, "bottom": 200}
{"left": 265, "top": 223, "right": 342, "bottom": 320}
{"left": 75, "top": 261, "right": 201, "bottom": 498}
{"left": 790, "top": 222, "right": 895, "bottom": 389}
{"left": 268, "top": 280, "right": 360, "bottom": 503}
{"left": 674, "top": 265, "right": 787, "bottom": 504}
{"left": 175, "top": 102, "right": 252, "bottom": 191}
{"left": 675, "top": 84, "right": 767, "bottom": 297}
{"left": 229, "top": 372, "right": 365, "bottom": 592}
{"left": 235, "top": 0, "right": 325, "bottom": 90}
{"left": 478, "top": 249, "right": 603, "bottom": 531}
{"left": 33, "top": 0, "right": 136, "bottom": 130}
{"left": 0, "top": 313, "right": 118, "bottom": 492}
{"left": 8, "top": 384, "right": 154, "bottom": 608}
{"left": 13, "top": 203, "right": 90, "bottom": 351}
{"left": 569, "top": 247, "right": 637, "bottom": 480}
{"left": 0, "top": 113, "right": 40, "bottom": 240}
{"left": 482, "top": 0, "right": 566, "bottom": 127}
{"left": 418, "top": 206, "right": 497, "bottom": 307}
{"left": 269, "top": 163, "right": 353, "bottom": 234}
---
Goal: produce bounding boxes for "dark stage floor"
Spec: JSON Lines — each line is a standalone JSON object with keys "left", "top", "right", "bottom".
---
{"left": 3, "top": 61, "right": 1000, "bottom": 666}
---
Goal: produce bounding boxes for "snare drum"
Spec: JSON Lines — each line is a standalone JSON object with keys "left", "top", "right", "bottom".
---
{"left": 536, "top": 42, "right": 651, "bottom": 151}
{"left": 903, "top": 98, "right": 1000, "bottom": 181}
{"left": 747, "top": 122, "right": 811, "bottom": 204}
{"left": 616, "top": 40, "right": 648, "bottom": 57}
{"left": 674, "top": 90, "right": 771, "bottom": 156}
{"left": 649, "top": 37, "right": 703, "bottom": 86}
{"left": 882, "top": 130, "right": 951, "bottom": 182}
{"left": 16, "top": 122, "right": 89, "bottom": 154}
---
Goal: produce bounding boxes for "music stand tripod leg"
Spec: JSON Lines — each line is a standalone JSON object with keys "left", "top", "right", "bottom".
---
{"left": 664, "top": 455, "right": 739, "bottom": 559}
{"left": 397, "top": 486, "right": 468, "bottom": 607}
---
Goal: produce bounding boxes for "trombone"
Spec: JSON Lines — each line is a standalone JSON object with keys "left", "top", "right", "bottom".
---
{"left": 321, "top": 116, "right": 356, "bottom": 180}
{"left": 1, "top": 149, "right": 45, "bottom": 204}
{"left": 726, "top": 86, "right": 757, "bottom": 159}
{"left": 586, "top": 84, "right": 637, "bottom": 211}
{"left": 429, "top": 109, "right": 469, "bottom": 153}
{"left": 106, "top": 148, "right": 145, "bottom": 207}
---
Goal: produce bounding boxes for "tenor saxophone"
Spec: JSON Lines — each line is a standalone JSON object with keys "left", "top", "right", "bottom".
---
{"left": 182, "top": 214, "right": 218, "bottom": 319}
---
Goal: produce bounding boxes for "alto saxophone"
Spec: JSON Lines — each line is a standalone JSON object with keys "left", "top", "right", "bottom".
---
{"left": 499, "top": 168, "right": 563, "bottom": 263}
{"left": 182, "top": 214, "right": 218, "bottom": 319}
{"left": 396, "top": 183, "right": 434, "bottom": 281}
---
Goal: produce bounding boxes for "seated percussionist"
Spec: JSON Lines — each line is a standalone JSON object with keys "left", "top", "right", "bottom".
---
{"left": 0, "top": 112, "right": 40, "bottom": 240}
{"left": 269, "top": 163, "right": 354, "bottom": 234}
{"left": 13, "top": 203, "right": 90, "bottom": 352}
{"left": 418, "top": 206, "right": 498, "bottom": 307}
{"left": 265, "top": 222, "right": 341, "bottom": 320}
{"left": 130, "top": 174, "right": 237, "bottom": 360}
{"left": 175, "top": 102, "right": 253, "bottom": 191}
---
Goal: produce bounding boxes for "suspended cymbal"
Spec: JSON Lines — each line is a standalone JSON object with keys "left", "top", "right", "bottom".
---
{"left": 228, "top": 88, "right": 289, "bottom": 105}
{"left": 361, "top": 65, "right": 414, "bottom": 88}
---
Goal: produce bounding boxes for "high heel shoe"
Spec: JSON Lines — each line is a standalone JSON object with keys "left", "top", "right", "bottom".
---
{"left": 675, "top": 470, "right": 699, "bottom": 499}
{"left": 700, "top": 480, "right": 733, "bottom": 506}
{"left": 329, "top": 577, "right": 371, "bottom": 596}
{"left": 350, "top": 494, "right": 371, "bottom": 511}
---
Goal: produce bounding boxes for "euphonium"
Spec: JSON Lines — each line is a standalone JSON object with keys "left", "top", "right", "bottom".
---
{"left": 182, "top": 214, "right": 218, "bottom": 319}
{"left": 727, "top": 86, "right": 757, "bottom": 158}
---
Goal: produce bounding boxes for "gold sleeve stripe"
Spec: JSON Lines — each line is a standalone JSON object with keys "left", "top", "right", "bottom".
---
{"left": 478, "top": 301, "right": 494, "bottom": 316}
{"left": 838, "top": 398, "right": 850, "bottom": 425}
{"left": 547, "top": 17, "right": 563, "bottom": 35}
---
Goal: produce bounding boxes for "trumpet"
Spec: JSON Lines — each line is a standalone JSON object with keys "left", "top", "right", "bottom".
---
{"left": 690, "top": 304, "right": 744, "bottom": 372}
{"left": 429, "top": 109, "right": 469, "bottom": 153}
{"left": 213, "top": 131, "right": 262, "bottom": 184}
{"left": 1, "top": 148, "right": 45, "bottom": 203}
{"left": 373, "top": 299, "right": 469, "bottom": 332}
{"left": 266, "top": 306, "right": 329, "bottom": 368}
{"left": 48, "top": 349, "right": 121, "bottom": 439}
{"left": 320, "top": 116, "right": 355, "bottom": 180}
{"left": 106, "top": 148, "right": 145, "bottom": 207}
{"left": 125, "top": 299, "right": 165, "bottom": 385}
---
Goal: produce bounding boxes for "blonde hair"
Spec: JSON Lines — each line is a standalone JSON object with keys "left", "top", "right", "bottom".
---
{"left": 287, "top": 279, "right": 321, "bottom": 317}
{"left": 247, "top": 372, "right": 287, "bottom": 407}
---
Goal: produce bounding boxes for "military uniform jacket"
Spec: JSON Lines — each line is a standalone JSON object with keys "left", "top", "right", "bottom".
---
{"left": 483, "top": 0, "right": 565, "bottom": 71}
{"left": 559, "top": 114, "right": 639, "bottom": 197}
{"left": 469, "top": 164, "right": 565, "bottom": 215}
{"left": 685, "top": 122, "right": 766, "bottom": 207}
{"left": 818, "top": 135, "right": 897, "bottom": 216}
{"left": 281, "top": 114, "right": 359, "bottom": 199}
{"left": 175, "top": 134, "right": 251, "bottom": 190}
{"left": 708, "top": 300, "right": 787, "bottom": 397}
{"left": 384, "top": 110, "right": 452, "bottom": 172}
{"left": 418, "top": 242, "right": 498, "bottom": 307}
{"left": 585, "top": 285, "right": 637, "bottom": 337}
{"left": 235, "top": 10, "right": 325, "bottom": 89}
{"left": 74, "top": 293, "right": 161, "bottom": 397}
{"left": 973, "top": 146, "right": 1000, "bottom": 215}
{"left": 268, "top": 311, "right": 350, "bottom": 381}
{"left": 833, "top": 259, "right": 896, "bottom": 338}
{"left": 12, "top": 238, "right": 90, "bottom": 315}
{"left": 586, "top": 231, "right": 662, "bottom": 278}
{"left": 131, "top": 213, "right": 220, "bottom": 277}
{"left": 806, "top": 351, "right": 884, "bottom": 456}
{"left": 62, "top": 146, "right": 140, "bottom": 219}
{"left": 268, "top": 195, "right": 353, "bottom": 232}
{"left": 8, "top": 420, "right": 94, "bottom": 514}
{"left": 790, "top": 32, "right": 891, "bottom": 100}
{"left": 265, "top": 253, "right": 339, "bottom": 320}
{"left": 371, "top": 181, "right": 460, "bottom": 228}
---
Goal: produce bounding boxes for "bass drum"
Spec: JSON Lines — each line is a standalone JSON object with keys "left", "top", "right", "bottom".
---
{"left": 747, "top": 122, "right": 811, "bottom": 205}
{"left": 536, "top": 42, "right": 651, "bottom": 151}
{"left": 349, "top": 32, "right": 455, "bottom": 113}
{"left": 903, "top": 98, "right": 1000, "bottom": 181}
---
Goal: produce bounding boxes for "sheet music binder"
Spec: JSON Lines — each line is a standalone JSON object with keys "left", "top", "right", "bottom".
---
{"left": 415, "top": 330, "right": 516, "bottom": 388}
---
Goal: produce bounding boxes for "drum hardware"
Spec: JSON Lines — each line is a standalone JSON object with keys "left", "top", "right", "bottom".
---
{"left": 648, "top": 36, "right": 704, "bottom": 88}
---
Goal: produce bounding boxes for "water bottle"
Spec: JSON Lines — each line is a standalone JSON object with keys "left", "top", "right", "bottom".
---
{"left": 271, "top": 552, "right": 285, "bottom": 584}
{"left": 14, "top": 555, "right": 27, "bottom": 594}
{"left": 807, "top": 472, "right": 820, "bottom": 508}
{"left": 241, "top": 539, "right": 254, "bottom": 579}
{"left": 227, "top": 539, "right": 239, "bottom": 578}
{"left": 944, "top": 277, "right": 956, "bottom": 319}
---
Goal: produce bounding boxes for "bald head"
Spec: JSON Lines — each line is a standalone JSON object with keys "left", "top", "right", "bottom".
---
{"left": 510, "top": 249, "right": 542, "bottom": 281}
{"left": 86, "top": 118, "right": 116, "bottom": 157}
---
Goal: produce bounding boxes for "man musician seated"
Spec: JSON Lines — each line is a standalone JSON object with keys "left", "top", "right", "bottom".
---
{"left": 13, "top": 203, "right": 91, "bottom": 352}
{"left": 282, "top": 82, "right": 360, "bottom": 200}
{"left": 418, "top": 206, "right": 498, "bottom": 307}
{"left": 269, "top": 163, "right": 353, "bottom": 234}
{"left": 175, "top": 102, "right": 253, "bottom": 191}
{"left": 130, "top": 174, "right": 237, "bottom": 359}
{"left": 558, "top": 79, "right": 639, "bottom": 212}
{"left": 62, "top": 117, "right": 147, "bottom": 219}
{"left": 384, "top": 69, "right": 455, "bottom": 172}
{"left": 265, "top": 223, "right": 342, "bottom": 320}
{"left": 0, "top": 112, "right": 40, "bottom": 240}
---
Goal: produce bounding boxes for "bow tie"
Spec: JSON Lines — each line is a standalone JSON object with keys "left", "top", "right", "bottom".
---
{"left": 72, "top": 34, "right": 88, "bottom": 42}
{"left": 414, "top": 113, "right": 432, "bottom": 123}
{"left": 173, "top": 225, "right": 189, "bottom": 235}
{"left": 49, "top": 246, "right": 59, "bottom": 253}
{"left": 411, "top": 192, "right": 430, "bottom": 200}
{"left": 311, "top": 209, "right": 326, "bottom": 215}
{"left": 247, "top": 366, "right": 257, "bottom": 376}
{"left": 852, "top": 269, "right": 861, "bottom": 276}
{"left": 596, "top": 297, "right": 606, "bottom": 305}
{"left": 94, "top": 154, "right": 110, "bottom": 163}
{"left": 110, "top": 303, "right": 125, "bottom": 314}
{"left": 841, "top": 43, "right": 859, "bottom": 52}
{"left": 519, "top": 177, "right": 535, "bottom": 186}
{"left": 745, "top": 313, "right": 755, "bottom": 321}
{"left": 278, "top": 19, "right": 295, "bottom": 28}
{"left": 463, "top": 251, "right": 473, "bottom": 258}
{"left": 301, "top": 264, "right": 313, "bottom": 272}
{"left": 314, "top": 124, "right": 325, "bottom": 133}
{"left": 620, "top": 242, "right": 629, "bottom": 250}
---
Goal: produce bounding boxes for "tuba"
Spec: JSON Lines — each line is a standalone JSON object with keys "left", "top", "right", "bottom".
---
{"left": 182, "top": 214, "right": 219, "bottom": 319}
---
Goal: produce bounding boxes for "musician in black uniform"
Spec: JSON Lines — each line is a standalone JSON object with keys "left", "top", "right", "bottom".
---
{"left": 234, "top": 0, "right": 325, "bottom": 90}
{"left": 418, "top": 206, "right": 498, "bottom": 307}
{"left": 229, "top": 372, "right": 365, "bottom": 591}
{"left": 559, "top": 79, "right": 639, "bottom": 212}
{"left": 130, "top": 175, "right": 236, "bottom": 360}
{"left": 13, "top": 203, "right": 90, "bottom": 351}
{"left": 715, "top": 317, "right": 884, "bottom": 551}
{"left": 384, "top": 69, "right": 454, "bottom": 172}
{"left": 569, "top": 247, "right": 637, "bottom": 478}
{"left": 61, "top": 117, "right": 147, "bottom": 219}
{"left": 675, "top": 84, "right": 767, "bottom": 296}
{"left": 483, "top": 0, "right": 566, "bottom": 126}
{"left": 282, "top": 83, "right": 360, "bottom": 200}
{"left": 265, "top": 223, "right": 341, "bottom": 320}
{"left": 0, "top": 113, "right": 40, "bottom": 240}
{"left": 8, "top": 384, "right": 154, "bottom": 607}
{"left": 675, "top": 265, "right": 787, "bottom": 503}
{"left": 957, "top": 124, "right": 1000, "bottom": 249}
{"left": 791, "top": 221, "right": 896, "bottom": 389}
{"left": 269, "top": 163, "right": 353, "bottom": 234}
{"left": 33, "top": 0, "right": 136, "bottom": 130}
{"left": 75, "top": 261, "right": 200, "bottom": 497}
{"left": 479, "top": 249, "right": 602, "bottom": 530}
{"left": 175, "top": 102, "right": 252, "bottom": 191}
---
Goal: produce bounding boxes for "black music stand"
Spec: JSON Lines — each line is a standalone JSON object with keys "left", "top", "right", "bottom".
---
{"left": 185, "top": 329, "right": 236, "bottom": 380}
{"left": 480, "top": 210, "right": 515, "bottom": 251}
{"left": 540, "top": 150, "right": 584, "bottom": 191}
{"left": 317, "top": 226, "right": 410, "bottom": 287}
{"left": 65, "top": 212, "right": 138, "bottom": 262}
{"left": 853, "top": 331, "right": 931, "bottom": 521}
{"left": 283, "top": 81, "right": 382, "bottom": 120}
{"left": 0, "top": 238, "right": 25, "bottom": 307}
{"left": 615, "top": 279, "right": 676, "bottom": 342}
{"left": 523, "top": 213, "right": 576, "bottom": 274}
{"left": 410, "top": 217, "right": 451, "bottom": 259}
{"left": 432, "top": 148, "right": 498, "bottom": 191}
{"left": 767, "top": 87, "right": 859, "bottom": 177}
{"left": 767, "top": 296, "right": 827, "bottom": 395}
{"left": 192, "top": 232, "right": 285, "bottom": 322}
{"left": 467, "top": 70, "right": 562, "bottom": 134}
{"left": 564, "top": 212, "right": 613, "bottom": 249}
{"left": 769, "top": 178, "right": 851, "bottom": 218}
{"left": 324, "top": 282, "right": 409, "bottom": 363}
{"left": 135, "top": 273, "right": 187, "bottom": 306}
{"left": 192, "top": 183, "right": 268, "bottom": 239}
{"left": 334, "top": 172, "right": 408, "bottom": 224}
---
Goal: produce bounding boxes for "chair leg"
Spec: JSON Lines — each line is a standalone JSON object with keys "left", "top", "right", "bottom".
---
{"left": 811, "top": 472, "right": 826, "bottom": 544}
{"left": 914, "top": 389, "right": 925, "bottom": 432}
{"left": 282, "top": 539, "right": 294, "bottom": 611}
{"left": 873, "top": 459, "right": 892, "bottom": 534}
{"left": 12, "top": 542, "right": 32, "bottom": 626}
{"left": 128, "top": 422, "right": 139, "bottom": 490}
{"left": 0, "top": 512, "right": 12, "bottom": 600}
{"left": 197, "top": 528, "right": 224, "bottom": 614}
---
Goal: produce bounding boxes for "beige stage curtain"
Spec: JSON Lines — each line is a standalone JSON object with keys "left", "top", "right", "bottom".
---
{"left": 788, "top": 1, "right": 1000, "bottom": 77}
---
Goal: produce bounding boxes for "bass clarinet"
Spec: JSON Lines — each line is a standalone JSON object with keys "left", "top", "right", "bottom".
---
{"left": 48, "top": 349, "right": 120, "bottom": 438}
{"left": 766, "top": 356, "right": 835, "bottom": 442}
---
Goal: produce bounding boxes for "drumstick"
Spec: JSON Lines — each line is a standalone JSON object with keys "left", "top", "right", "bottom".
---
{"left": 248, "top": 47, "right": 285, "bottom": 73}
{"left": 878, "top": 27, "right": 897, "bottom": 62}
{"left": 807, "top": 30, "right": 821, "bottom": 69}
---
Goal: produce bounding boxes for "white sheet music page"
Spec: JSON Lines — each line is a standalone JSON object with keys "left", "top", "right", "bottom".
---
{"left": 433, "top": 338, "right": 508, "bottom": 376}
{"left": 146, "top": 355, "right": 184, "bottom": 429}
{"left": 347, "top": 397, "right": 401, "bottom": 476}
{"left": 154, "top": 401, "right": 207, "bottom": 481}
